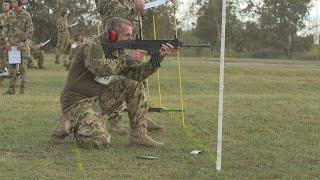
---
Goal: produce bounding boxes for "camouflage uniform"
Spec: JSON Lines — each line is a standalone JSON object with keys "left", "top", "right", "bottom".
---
{"left": 95, "top": 0, "right": 161, "bottom": 133}
{"left": 26, "top": 55, "right": 38, "bottom": 69}
{"left": 55, "top": 17, "right": 70, "bottom": 64}
{"left": 26, "top": 40, "right": 38, "bottom": 69}
{"left": 62, "top": 97, "right": 111, "bottom": 149}
{"left": 6, "top": 9, "right": 33, "bottom": 94}
{"left": 0, "top": 11, "right": 8, "bottom": 86}
{"left": 29, "top": 40, "right": 45, "bottom": 69}
{"left": 51, "top": 36, "right": 163, "bottom": 148}
{"left": 96, "top": 0, "right": 140, "bottom": 36}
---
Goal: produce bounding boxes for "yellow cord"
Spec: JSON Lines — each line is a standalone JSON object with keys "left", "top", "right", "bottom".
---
{"left": 174, "top": 10, "right": 186, "bottom": 128}
{"left": 152, "top": 12, "right": 163, "bottom": 108}
{"left": 144, "top": 57, "right": 150, "bottom": 99}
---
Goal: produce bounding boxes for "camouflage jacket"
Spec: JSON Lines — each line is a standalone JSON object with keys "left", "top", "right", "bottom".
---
{"left": 57, "top": 18, "right": 69, "bottom": 35}
{"left": 28, "top": 40, "right": 35, "bottom": 51}
{"left": 6, "top": 9, "right": 33, "bottom": 44}
{"left": 96, "top": 0, "right": 140, "bottom": 30}
{"left": 60, "top": 35, "right": 162, "bottom": 112}
{"left": 0, "top": 12, "right": 9, "bottom": 42}
{"left": 84, "top": 35, "right": 160, "bottom": 81}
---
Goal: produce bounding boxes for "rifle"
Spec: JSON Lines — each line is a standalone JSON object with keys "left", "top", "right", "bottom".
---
{"left": 123, "top": 107, "right": 184, "bottom": 113}
{"left": 102, "top": 38, "right": 212, "bottom": 68}
{"left": 148, "top": 107, "right": 184, "bottom": 113}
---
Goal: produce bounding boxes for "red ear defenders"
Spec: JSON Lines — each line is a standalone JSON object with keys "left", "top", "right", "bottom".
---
{"left": 105, "top": 18, "right": 122, "bottom": 42}
{"left": 107, "top": 28, "right": 118, "bottom": 42}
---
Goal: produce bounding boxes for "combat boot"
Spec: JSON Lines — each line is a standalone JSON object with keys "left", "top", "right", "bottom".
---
{"left": 129, "top": 126, "right": 165, "bottom": 147}
{"left": 51, "top": 114, "right": 71, "bottom": 144}
{"left": 108, "top": 114, "right": 129, "bottom": 135}
{"left": 146, "top": 117, "right": 165, "bottom": 132}
{"left": 20, "top": 88, "right": 25, "bottom": 95}
{"left": 5, "top": 86, "right": 15, "bottom": 95}
{"left": 109, "top": 123, "right": 129, "bottom": 135}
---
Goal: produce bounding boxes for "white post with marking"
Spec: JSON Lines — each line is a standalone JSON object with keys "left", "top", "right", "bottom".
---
{"left": 216, "top": 0, "right": 227, "bottom": 171}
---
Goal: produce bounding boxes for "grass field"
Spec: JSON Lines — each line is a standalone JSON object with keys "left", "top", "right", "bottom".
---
{"left": 0, "top": 55, "right": 320, "bottom": 179}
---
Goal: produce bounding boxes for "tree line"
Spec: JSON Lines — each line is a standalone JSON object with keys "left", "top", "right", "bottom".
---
{"left": 1, "top": 0, "right": 317, "bottom": 59}
{"left": 189, "top": 0, "right": 317, "bottom": 59}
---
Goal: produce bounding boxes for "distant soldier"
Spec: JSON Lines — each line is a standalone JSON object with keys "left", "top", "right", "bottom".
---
{"left": 95, "top": 0, "right": 164, "bottom": 134}
{"left": 0, "top": 0, "right": 12, "bottom": 87}
{"left": 65, "top": 34, "right": 84, "bottom": 71}
{"left": 96, "top": 0, "right": 143, "bottom": 36}
{"left": 29, "top": 40, "right": 45, "bottom": 70}
{"left": 55, "top": 11, "right": 70, "bottom": 65}
{"left": 5, "top": 0, "right": 33, "bottom": 95}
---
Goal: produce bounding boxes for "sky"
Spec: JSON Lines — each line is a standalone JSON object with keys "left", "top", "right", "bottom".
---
{"left": 307, "top": 0, "right": 320, "bottom": 34}
{"left": 176, "top": 0, "right": 195, "bottom": 29}
{"left": 177, "top": 0, "right": 320, "bottom": 33}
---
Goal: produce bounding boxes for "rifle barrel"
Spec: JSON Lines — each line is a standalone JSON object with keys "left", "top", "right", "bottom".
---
{"left": 181, "top": 44, "right": 212, "bottom": 48}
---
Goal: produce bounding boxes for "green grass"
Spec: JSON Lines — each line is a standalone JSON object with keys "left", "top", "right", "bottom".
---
{"left": 0, "top": 55, "right": 320, "bottom": 179}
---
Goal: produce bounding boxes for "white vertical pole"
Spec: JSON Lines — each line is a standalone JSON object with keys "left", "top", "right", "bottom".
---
{"left": 216, "top": 0, "right": 227, "bottom": 171}
{"left": 316, "top": 0, "right": 320, "bottom": 42}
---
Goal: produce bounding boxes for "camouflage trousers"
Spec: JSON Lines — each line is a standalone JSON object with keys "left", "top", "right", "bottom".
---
{"left": 8, "top": 45, "right": 30, "bottom": 90}
{"left": 32, "top": 50, "right": 45, "bottom": 68}
{"left": 107, "top": 79, "right": 148, "bottom": 127}
{"left": 26, "top": 54, "right": 38, "bottom": 68}
{"left": 0, "top": 50, "right": 7, "bottom": 84}
{"left": 64, "top": 97, "right": 111, "bottom": 149}
{"left": 0, "top": 49, "right": 6, "bottom": 72}
{"left": 99, "top": 78, "right": 148, "bottom": 129}
{"left": 55, "top": 78, "right": 148, "bottom": 148}
{"left": 55, "top": 33, "right": 69, "bottom": 63}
